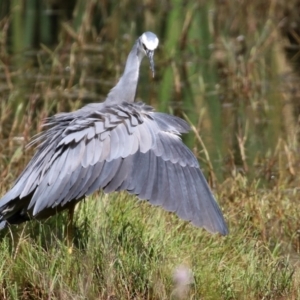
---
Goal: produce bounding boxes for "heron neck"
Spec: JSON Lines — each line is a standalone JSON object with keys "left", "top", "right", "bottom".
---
{"left": 105, "top": 41, "right": 144, "bottom": 105}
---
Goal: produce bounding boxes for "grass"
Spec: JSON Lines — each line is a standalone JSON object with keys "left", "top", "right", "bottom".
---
{"left": 1, "top": 0, "right": 300, "bottom": 299}
{"left": 0, "top": 181, "right": 300, "bottom": 299}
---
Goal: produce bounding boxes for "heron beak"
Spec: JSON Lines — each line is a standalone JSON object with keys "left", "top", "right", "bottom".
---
{"left": 146, "top": 50, "right": 155, "bottom": 77}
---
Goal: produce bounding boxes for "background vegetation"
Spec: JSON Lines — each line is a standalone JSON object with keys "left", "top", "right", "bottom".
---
{"left": 1, "top": 0, "right": 300, "bottom": 299}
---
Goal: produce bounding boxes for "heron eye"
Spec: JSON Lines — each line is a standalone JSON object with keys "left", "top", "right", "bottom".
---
{"left": 142, "top": 43, "right": 147, "bottom": 51}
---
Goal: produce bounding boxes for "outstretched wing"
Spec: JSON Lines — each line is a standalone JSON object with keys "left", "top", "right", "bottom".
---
{"left": 0, "top": 102, "right": 228, "bottom": 235}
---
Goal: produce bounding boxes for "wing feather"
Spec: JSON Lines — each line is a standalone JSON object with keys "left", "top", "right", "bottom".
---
{"left": 176, "top": 171, "right": 193, "bottom": 220}
{"left": 84, "top": 161, "right": 105, "bottom": 196}
{"left": 82, "top": 138, "right": 94, "bottom": 167}
{"left": 155, "top": 158, "right": 170, "bottom": 205}
{"left": 191, "top": 168, "right": 228, "bottom": 234}
{"left": 127, "top": 152, "right": 149, "bottom": 195}
{"left": 0, "top": 102, "right": 227, "bottom": 235}
{"left": 89, "top": 158, "right": 122, "bottom": 192}
{"left": 138, "top": 151, "right": 157, "bottom": 200}
{"left": 124, "top": 118, "right": 136, "bottom": 134}
{"left": 47, "top": 155, "right": 62, "bottom": 185}
{"left": 137, "top": 123, "right": 152, "bottom": 153}
{"left": 94, "top": 121, "right": 105, "bottom": 135}
{"left": 100, "top": 135, "right": 111, "bottom": 161}
{"left": 91, "top": 137, "right": 102, "bottom": 165}
{"left": 77, "top": 161, "right": 105, "bottom": 197}
{"left": 104, "top": 156, "right": 133, "bottom": 193}
{"left": 62, "top": 166, "right": 90, "bottom": 204}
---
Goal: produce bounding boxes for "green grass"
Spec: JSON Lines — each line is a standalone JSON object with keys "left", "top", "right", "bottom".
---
{"left": 0, "top": 182, "right": 300, "bottom": 299}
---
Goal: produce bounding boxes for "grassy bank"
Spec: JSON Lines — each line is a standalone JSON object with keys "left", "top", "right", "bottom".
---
{"left": 0, "top": 179, "right": 300, "bottom": 299}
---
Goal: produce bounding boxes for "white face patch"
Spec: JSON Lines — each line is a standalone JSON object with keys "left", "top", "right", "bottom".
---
{"left": 141, "top": 32, "right": 159, "bottom": 51}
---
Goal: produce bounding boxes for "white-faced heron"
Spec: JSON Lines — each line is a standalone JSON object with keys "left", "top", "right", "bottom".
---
{"left": 0, "top": 32, "right": 228, "bottom": 238}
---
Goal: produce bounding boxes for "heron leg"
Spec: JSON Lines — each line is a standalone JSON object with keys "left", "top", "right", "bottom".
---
{"left": 67, "top": 204, "right": 75, "bottom": 254}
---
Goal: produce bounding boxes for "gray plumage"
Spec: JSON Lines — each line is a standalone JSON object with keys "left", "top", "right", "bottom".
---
{"left": 0, "top": 32, "right": 228, "bottom": 235}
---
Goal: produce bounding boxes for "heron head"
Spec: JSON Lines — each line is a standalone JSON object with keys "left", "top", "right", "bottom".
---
{"left": 139, "top": 32, "right": 159, "bottom": 77}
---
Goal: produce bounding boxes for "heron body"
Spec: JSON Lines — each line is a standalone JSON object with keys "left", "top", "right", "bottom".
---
{"left": 0, "top": 32, "right": 228, "bottom": 235}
